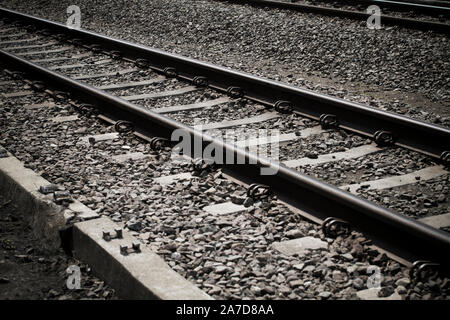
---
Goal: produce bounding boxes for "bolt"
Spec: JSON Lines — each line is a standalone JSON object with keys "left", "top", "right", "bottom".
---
{"left": 120, "top": 245, "right": 128, "bottom": 255}
{"left": 53, "top": 190, "right": 72, "bottom": 205}
{"left": 132, "top": 241, "right": 141, "bottom": 252}
{"left": 102, "top": 231, "right": 110, "bottom": 241}
{"left": 114, "top": 228, "right": 123, "bottom": 239}
{"left": 39, "top": 184, "right": 58, "bottom": 194}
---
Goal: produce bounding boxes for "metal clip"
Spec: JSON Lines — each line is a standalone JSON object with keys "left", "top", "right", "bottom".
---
{"left": 164, "top": 67, "right": 177, "bottom": 78}
{"left": 102, "top": 228, "right": 123, "bottom": 241}
{"left": 440, "top": 151, "right": 449, "bottom": 165}
{"left": 135, "top": 59, "right": 150, "bottom": 68}
{"left": 319, "top": 114, "right": 339, "bottom": 129}
{"left": 110, "top": 50, "right": 122, "bottom": 60}
{"left": 410, "top": 260, "right": 440, "bottom": 281}
{"left": 322, "top": 217, "right": 350, "bottom": 238}
{"left": 78, "top": 103, "right": 97, "bottom": 116}
{"left": 274, "top": 100, "right": 293, "bottom": 114}
{"left": 227, "top": 86, "right": 244, "bottom": 99}
{"left": 374, "top": 130, "right": 394, "bottom": 146}
{"left": 39, "top": 184, "right": 59, "bottom": 194}
{"left": 247, "top": 183, "right": 271, "bottom": 200}
{"left": 114, "top": 120, "right": 134, "bottom": 133}
{"left": 192, "top": 76, "right": 208, "bottom": 87}
{"left": 150, "top": 137, "right": 169, "bottom": 151}
{"left": 51, "top": 90, "right": 69, "bottom": 101}
{"left": 53, "top": 191, "right": 73, "bottom": 205}
{"left": 89, "top": 44, "right": 102, "bottom": 53}
{"left": 70, "top": 38, "right": 84, "bottom": 46}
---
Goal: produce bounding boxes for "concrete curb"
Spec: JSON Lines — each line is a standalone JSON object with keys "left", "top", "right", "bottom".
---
{"left": 73, "top": 217, "right": 212, "bottom": 300}
{"left": 0, "top": 147, "right": 211, "bottom": 300}
{"left": 0, "top": 149, "right": 69, "bottom": 251}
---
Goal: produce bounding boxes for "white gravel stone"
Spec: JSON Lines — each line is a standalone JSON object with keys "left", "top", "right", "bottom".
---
{"left": 356, "top": 288, "right": 401, "bottom": 300}
{"left": 271, "top": 236, "right": 328, "bottom": 256}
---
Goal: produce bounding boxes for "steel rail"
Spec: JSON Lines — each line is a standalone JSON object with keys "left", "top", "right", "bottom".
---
{"left": 1, "top": 8, "right": 449, "bottom": 163}
{"left": 292, "top": 0, "right": 450, "bottom": 15}
{"left": 352, "top": 0, "right": 450, "bottom": 12}
{"left": 398, "top": 0, "right": 450, "bottom": 7}
{"left": 1, "top": 49, "right": 450, "bottom": 270}
{"left": 219, "top": 0, "right": 450, "bottom": 32}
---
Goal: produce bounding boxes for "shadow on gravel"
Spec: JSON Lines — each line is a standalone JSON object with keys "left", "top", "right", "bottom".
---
{"left": 0, "top": 194, "right": 117, "bottom": 300}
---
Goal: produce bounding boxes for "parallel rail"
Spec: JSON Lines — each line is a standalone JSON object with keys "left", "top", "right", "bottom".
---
{"left": 293, "top": 0, "right": 450, "bottom": 14}
{"left": 1, "top": 7, "right": 449, "bottom": 270}
{"left": 1, "top": 8, "right": 448, "bottom": 161}
{"left": 220, "top": 0, "right": 450, "bottom": 33}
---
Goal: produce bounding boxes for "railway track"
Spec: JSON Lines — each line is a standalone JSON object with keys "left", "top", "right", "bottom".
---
{"left": 220, "top": 0, "right": 450, "bottom": 32}
{"left": 0, "top": 7, "right": 449, "bottom": 299}
{"left": 292, "top": 0, "right": 450, "bottom": 13}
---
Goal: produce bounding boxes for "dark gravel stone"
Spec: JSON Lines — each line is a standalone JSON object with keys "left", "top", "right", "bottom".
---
{"left": 378, "top": 286, "right": 395, "bottom": 297}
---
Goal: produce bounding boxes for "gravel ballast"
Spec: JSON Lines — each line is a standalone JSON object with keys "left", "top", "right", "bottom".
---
{"left": 0, "top": 0, "right": 448, "bottom": 128}
{"left": 1, "top": 71, "right": 449, "bottom": 300}
{"left": 246, "top": 0, "right": 450, "bottom": 23}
